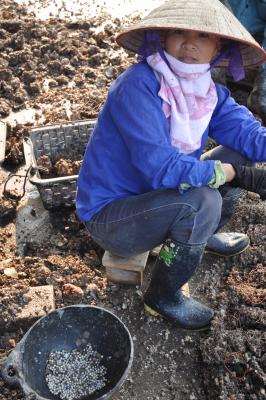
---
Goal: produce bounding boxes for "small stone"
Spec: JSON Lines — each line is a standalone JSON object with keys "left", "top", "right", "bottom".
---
{"left": 26, "top": 82, "right": 40, "bottom": 96}
{"left": 0, "top": 258, "right": 13, "bottom": 269}
{"left": 105, "top": 67, "right": 115, "bottom": 79}
{"left": 0, "top": 68, "right": 12, "bottom": 80}
{"left": 56, "top": 75, "right": 69, "bottom": 85}
{"left": 86, "top": 283, "right": 99, "bottom": 294}
{"left": 3, "top": 267, "right": 18, "bottom": 279}
{"left": 36, "top": 266, "right": 51, "bottom": 275}
{"left": 63, "top": 284, "right": 84, "bottom": 298}
{"left": 0, "top": 98, "right": 11, "bottom": 117}
{"left": 95, "top": 77, "right": 107, "bottom": 88}
{"left": 50, "top": 234, "right": 68, "bottom": 246}
{"left": 164, "top": 329, "right": 170, "bottom": 340}
{"left": 18, "top": 272, "right": 27, "bottom": 278}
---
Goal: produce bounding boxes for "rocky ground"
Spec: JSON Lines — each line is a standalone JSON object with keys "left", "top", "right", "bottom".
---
{"left": 0, "top": 1, "right": 265, "bottom": 399}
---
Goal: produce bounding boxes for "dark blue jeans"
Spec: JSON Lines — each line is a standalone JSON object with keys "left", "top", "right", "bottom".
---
{"left": 85, "top": 146, "right": 253, "bottom": 257}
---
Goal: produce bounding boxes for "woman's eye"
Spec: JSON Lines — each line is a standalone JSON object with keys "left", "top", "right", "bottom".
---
{"left": 199, "top": 32, "right": 210, "bottom": 38}
{"left": 173, "top": 30, "right": 184, "bottom": 35}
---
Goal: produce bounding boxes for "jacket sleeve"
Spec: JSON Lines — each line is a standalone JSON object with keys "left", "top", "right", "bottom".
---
{"left": 108, "top": 73, "right": 215, "bottom": 191}
{"left": 209, "top": 84, "right": 266, "bottom": 162}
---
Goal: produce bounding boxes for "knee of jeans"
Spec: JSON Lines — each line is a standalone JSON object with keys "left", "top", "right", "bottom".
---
{"left": 219, "top": 185, "right": 242, "bottom": 201}
{"left": 197, "top": 187, "right": 223, "bottom": 225}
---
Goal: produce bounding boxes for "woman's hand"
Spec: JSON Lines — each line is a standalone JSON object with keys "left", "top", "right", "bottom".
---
{"left": 230, "top": 164, "right": 266, "bottom": 200}
{"left": 221, "top": 163, "right": 236, "bottom": 182}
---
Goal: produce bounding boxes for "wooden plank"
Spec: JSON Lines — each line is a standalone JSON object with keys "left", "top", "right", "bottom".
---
{"left": 150, "top": 245, "right": 162, "bottom": 257}
{"left": 106, "top": 266, "right": 142, "bottom": 285}
{"left": 102, "top": 251, "right": 149, "bottom": 272}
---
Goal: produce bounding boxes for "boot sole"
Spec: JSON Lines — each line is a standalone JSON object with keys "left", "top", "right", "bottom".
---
{"left": 144, "top": 304, "right": 211, "bottom": 331}
{"left": 204, "top": 243, "right": 250, "bottom": 258}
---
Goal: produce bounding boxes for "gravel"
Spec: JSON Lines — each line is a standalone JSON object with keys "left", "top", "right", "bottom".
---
{"left": 45, "top": 343, "right": 107, "bottom": 400}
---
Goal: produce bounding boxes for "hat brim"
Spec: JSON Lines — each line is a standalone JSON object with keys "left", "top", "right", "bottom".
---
{"left": 117, "top": 27, "right": 266, "bottom": 68}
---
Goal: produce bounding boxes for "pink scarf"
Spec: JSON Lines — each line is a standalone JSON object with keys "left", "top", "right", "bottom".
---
{"left": 146, "top": 51, "right": 218, "bottom": 154}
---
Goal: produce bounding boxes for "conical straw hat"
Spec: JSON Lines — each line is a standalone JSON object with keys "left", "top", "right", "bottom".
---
{"left": 116, "top": 0, "right": 266, "bottom": 68}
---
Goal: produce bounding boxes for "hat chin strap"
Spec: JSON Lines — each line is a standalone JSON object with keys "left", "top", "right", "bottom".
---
{"left": 209, "top": 42, "right": 245, "bottom": 82}
{"left": 137, "top": 31, "right": 171, "bottom": 66}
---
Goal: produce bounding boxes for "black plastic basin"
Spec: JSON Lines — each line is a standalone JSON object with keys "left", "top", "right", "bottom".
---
{"left": 1, "top": 305, "right": 134, "bottom": 400}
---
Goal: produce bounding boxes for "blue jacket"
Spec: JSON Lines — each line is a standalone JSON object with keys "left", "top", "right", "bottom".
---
{"left": 76, "top": 62, "right": 266, "bottom": 222}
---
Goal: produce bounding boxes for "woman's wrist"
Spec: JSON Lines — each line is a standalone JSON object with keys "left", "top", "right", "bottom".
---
{"left": 222, "top": 163, "right": 236, "bottom": 182}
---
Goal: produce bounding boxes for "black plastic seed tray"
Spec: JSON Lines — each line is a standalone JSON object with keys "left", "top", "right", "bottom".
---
{"left": 23, "top": 119, "right": 96, "bottom": 209}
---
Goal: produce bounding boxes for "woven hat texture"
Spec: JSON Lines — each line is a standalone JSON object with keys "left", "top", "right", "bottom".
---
{"left": 116, "top": 0, "right": 266, "bottom": 68}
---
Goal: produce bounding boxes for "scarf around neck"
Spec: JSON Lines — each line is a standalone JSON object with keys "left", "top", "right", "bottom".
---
{"left": 146, "top": 51, "right": 218, "bottom": 154}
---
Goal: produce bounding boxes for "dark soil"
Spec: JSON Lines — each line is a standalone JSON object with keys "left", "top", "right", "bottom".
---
{"left": 0, "top": 0, "right": 136, "bottom": 167}
{"left": 0, "top": 1, "right": 265, "bottom": 400}
{"left": 36, "top": 154, "right": 83, "bottom": 178}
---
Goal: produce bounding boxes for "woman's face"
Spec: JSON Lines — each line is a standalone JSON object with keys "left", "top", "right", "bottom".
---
{"left": 165, "top": 29, "right": 219, "bottom": 64}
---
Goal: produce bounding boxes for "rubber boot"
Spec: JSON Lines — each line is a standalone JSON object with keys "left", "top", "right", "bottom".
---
{"left": 205, "top": 184, "right": 249, "bottom": 257}
{"left": 247, "top": 70, "right": 266, "bottom": 126}
{"left": 144, "top": 239, "right": 214, "bottom": 330}
{"left": 205, "top": 232, "right": 250, "bottom": 256}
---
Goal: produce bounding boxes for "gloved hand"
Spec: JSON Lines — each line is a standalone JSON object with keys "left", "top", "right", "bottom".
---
{"left": 231, "top": 164, "right": 266, "bottom": 200}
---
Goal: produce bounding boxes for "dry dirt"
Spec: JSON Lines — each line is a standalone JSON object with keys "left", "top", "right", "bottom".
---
{"left": 0, "top": 1, "right": 265, "bottom": 400}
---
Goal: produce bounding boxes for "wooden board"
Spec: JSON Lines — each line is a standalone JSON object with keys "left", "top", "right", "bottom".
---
{"left": 102, "top": 251, "right": 149, "bottom": 272}
{"left": 105, "top": 266, "right": 143, "bottom": 285}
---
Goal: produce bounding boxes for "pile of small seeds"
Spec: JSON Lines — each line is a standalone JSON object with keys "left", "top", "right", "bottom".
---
{"left": 45, "top": 343, "right": 107, "bottom": 400}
